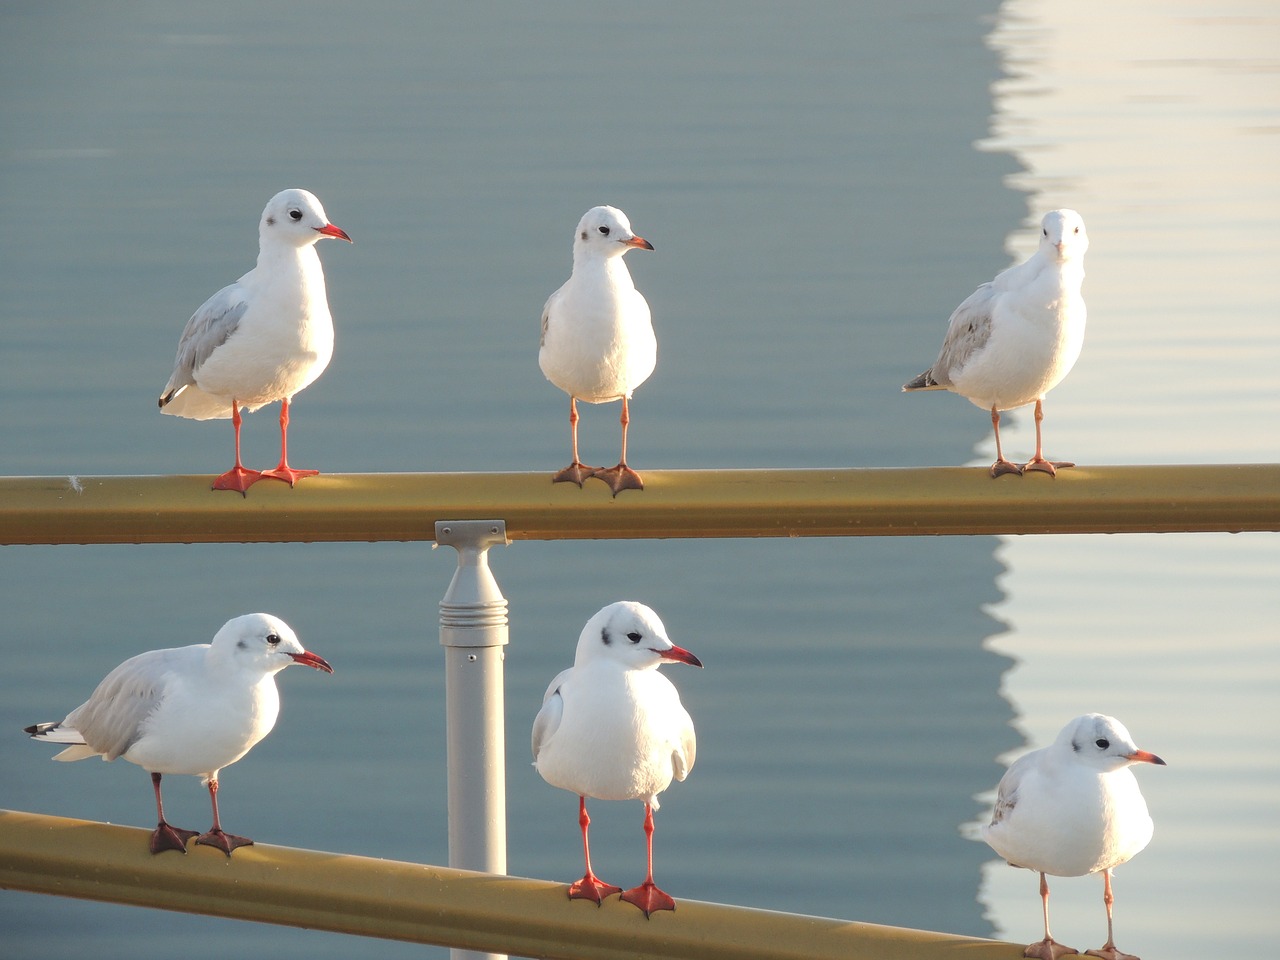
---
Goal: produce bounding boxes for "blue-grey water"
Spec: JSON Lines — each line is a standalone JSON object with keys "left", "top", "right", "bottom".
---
{"left": 1, "top": 3, "right": 1276, "bottom": 959}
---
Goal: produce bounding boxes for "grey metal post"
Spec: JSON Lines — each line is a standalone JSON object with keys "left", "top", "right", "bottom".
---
{"left": 436, "top": 520, "right": 509, "bottom": 960}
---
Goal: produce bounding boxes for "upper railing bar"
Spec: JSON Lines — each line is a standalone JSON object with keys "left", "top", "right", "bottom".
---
{"left": 1, "top": 464, "right": 1277, "bottom": 545}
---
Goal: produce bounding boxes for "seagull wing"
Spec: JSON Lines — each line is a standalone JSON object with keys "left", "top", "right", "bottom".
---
{"left": 905, "top": 282, "right": 997, "bottom": 390}
{"left": 159, "top": 280, "right": 250, "bottom": 407}
{"left": 988, "top": 748, "right": 1038, "bottom": 827}
{"left": 55, "top": 646, "right": 193, "bottom": 761}
{"left": 539, "top": 297, "right": 552, "bottom": 348}
{"left": 539, "top": 282, "right": 567, "bottom": 350}
{"left": 531, "top": 667, "right": 572, "bottom": 761}
{"left": 671, "top": 702, "right": 696, "bottom": 782}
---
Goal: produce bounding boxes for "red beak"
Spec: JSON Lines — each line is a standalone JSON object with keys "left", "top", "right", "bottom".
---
{"left": 1127, "top": 749, "right": 1166, "bottom": 766}
{"left": 624, "top": 235, "right": 654, "bottom": 251}
{"left": 656, "top": 643, "right": 702, "bottom": 668}
{"left": 289, "top": 650, "right": 334, "bottom": 674}
{"left": 315, "top": 223, "right": 353, "bottom": 243}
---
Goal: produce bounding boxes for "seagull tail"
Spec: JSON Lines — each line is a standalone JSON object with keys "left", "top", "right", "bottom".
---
{"left": 902, "top": 370, "right": 945, "bottom": 392}
{"left": 24, "top": 722, "right": 96, "bottom": 760}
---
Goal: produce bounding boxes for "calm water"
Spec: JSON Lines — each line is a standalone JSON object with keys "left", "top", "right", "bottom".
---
{"left": 1, "top": 3, "right": 1276, "bottom": 959}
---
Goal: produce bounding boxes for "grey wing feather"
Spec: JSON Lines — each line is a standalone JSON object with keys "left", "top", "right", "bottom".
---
{"left": 159, "top": 283, "right": 249, "bottom": 404}
{"left": 531, "top": 667, "right": 572, "bottom": 761}
{"left": 538, "top": 292, "right": 556, "bottom": 349}
{"left": 988, "top": 748, "right": 1035, "bottom": 827}
{"left": 61, "top": 647, "right": 187, "bottom": 761}
{"left": 904, "top": 282, "right": 997, "bottom": 390}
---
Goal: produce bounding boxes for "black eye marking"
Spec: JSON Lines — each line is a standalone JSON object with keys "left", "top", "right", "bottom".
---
{"left": 1042, "top": 228, "right": 1048, "bottom": 236}
{"left": 266, "top": 633, "right": 282, "bottom": 646}
{"left": 600, "top": 627, "right": 611, "bottom": 645}
{"left": 597, "top": 225, "right": 610, "bottom": 236}
{"left": 1074, "top": 226, "right": 1080, "bottom": 234}
{"left": 288, "top": 208, "right": 303, "bottom": 222}
{"left": 1071, "top": 739, "right": 1081, "bottom": 752}
{"left": 236, "top": 640, "right": 248, "bottom": 650}
{"left": 1095, "top": 738, "right": 1110, "bottom": 749}
{"left": 627, "top": 632, "right": 642, "bottom": 644}
{"left": 580, "top": 230, "right": 588, "bottom": 240}
{"left": 266, "top": 216, "right": 276, "bottom": 226}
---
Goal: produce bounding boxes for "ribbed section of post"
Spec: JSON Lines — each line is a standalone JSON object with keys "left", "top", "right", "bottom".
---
{"left": 437, "top": 520, "right": 510, "bottom": 960}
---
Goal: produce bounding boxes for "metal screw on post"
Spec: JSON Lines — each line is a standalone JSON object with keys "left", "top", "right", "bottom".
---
{"left": 436, "top": 520, "right": 509, "bottom": 960}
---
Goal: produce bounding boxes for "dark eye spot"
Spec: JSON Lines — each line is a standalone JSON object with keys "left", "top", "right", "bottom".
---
{"left": 627, "top": 632, "right": 642, "bottom": 644}
{"left": 1074, "top": 226, "right": 1080, "bottom": 234}
{"left": 266, "top": 216, "right": 276, "bottom": 226}
{"left": 289, "top": 209, "right": 303, "bottom": 222}
{"left": 600, "top": 627, "right": 611, "bottom": 645}
{"left": 580, "top": 230, "right": 587, "bottom": 240}
{"left": 1042, "top": 228, "right": 1048, "bottom": 236}
{"left": 1095, "top": 738, "right": 1110, "bottom": 749}
{"left": 597, "top": 225, "right": 610, "bottom": 236}
{"left": 266, "top": 634, "right": 282, "bottom": 646}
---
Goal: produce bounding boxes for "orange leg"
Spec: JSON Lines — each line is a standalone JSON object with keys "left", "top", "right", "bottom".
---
{"left": 1022, "top": 872, "right": 1079, "bottom": 958}
{"left": 194, "top": 778, "right": 254, "bottom": 856}
{"left": 1085, "top": 869, "right": 1137, "bottom": 960}
{"left": 1025, "top": 399, "right": 1075, "bottom": 476}
{"left": 592, "top": 397, "right": 645, "bottom": 495}
{"left": 259, "top": 397, "right": 320, "bottom": 486}
{"left": 989, "top": 406, "right": 1023, "bottom": 477}
{"left": 567, "top": 796, "right": 621, "bottom": 904}
{"left": 552, "top": 397, "right": 599, "bottom": 487}
{"left": 212, "top": 400, "right": 263, "bottom": 495}
{"left": 620, "top": 802, "right": 676, "bottom": 917}
{"left": 147, "top": 772, "right": 198, "bottom": 854}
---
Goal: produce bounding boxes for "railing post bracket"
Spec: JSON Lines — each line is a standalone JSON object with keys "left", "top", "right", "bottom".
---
{"left": 436, "top": 519, "right": 510, "bottom": 960}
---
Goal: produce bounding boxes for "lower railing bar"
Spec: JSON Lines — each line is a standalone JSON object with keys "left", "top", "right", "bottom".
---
{"left": 0, "top": 810, "right": 1018, "bottom": 960}
{"left": 0, "top": 464, "right": 1277, "bottom": 545}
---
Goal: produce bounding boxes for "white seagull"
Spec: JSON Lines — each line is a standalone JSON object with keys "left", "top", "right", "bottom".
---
{"left": 532, "top": 601, "right": 701, "bottom": 916}
{"left": 983, "top": 714, "right": 1166, "bottom": 960}
{"left": 539, "top": 205, "right": 656, "bottom": 495}
{"left": 903, "top": 209, "right": 1089, "bottom": 477}
{"left": 25, "top": 613, "right": 333, "bottom": 856}
{"left": 159, "top": 188, "right": 352, "bottom": 494}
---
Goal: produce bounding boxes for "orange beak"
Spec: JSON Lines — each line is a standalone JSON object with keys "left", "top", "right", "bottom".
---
{"left": 656, "top": 643, "right": 702, "bottom": 668}
{"left": 316, "top": 223, "right": 353, "bottom": 243}
{"left": 624, "top": 234, "right": 654, "bottom": 251}
{"left": 1127, "top": 749, "right": 1166, "bottom": 766}
{"left": 289, "top": 650, "right": 335, "bottom": 674}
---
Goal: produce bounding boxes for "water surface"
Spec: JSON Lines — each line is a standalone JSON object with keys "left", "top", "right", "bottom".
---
{"left": 1, "top": 3, "right": 1275, "bottom": 959}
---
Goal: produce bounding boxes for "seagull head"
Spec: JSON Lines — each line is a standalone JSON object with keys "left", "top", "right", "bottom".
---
{"left": 574, "top": 601, "right": 702, "bottom": 671}
{"left": 1056, "top": 713, "right": 1165, "bottom": 772}
{"left": 1039, "top": 208, "right": 1088, "bottom": 263}
{"left": 213, "top": 613, "right": 334, "bottom": 676}
{"left": 572, "top": 205, "right": 653, "bottom": 260}
{"left": 260, "top": 188, "right": 353, "bottom": 248}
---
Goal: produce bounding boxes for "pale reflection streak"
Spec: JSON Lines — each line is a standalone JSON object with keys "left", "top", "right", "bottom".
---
{"left": 974, "top": 2, "right": 1280, "bottom": 957}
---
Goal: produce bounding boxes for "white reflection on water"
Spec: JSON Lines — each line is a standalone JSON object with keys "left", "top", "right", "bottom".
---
{"left": 976, "top": 2, "right": 1280, "bottom": 957}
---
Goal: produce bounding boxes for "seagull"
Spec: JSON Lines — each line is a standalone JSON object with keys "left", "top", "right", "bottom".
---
{"left": 25, "top": 613, "right": 333, "bottom": 856}
{"left": 158, "top": 188, "right": 352, "bottom": 494}
{"left": 903, "top": 209, "right": 1088, "bottom": 477}
{"left": 982, "top": 714, "right": 1166, "bottom": 960}
{"left": 532, "top": 601, "right": 701, "bottom": 916}
{"left": 539, "top": 205, "right": 656, "bottom": 495}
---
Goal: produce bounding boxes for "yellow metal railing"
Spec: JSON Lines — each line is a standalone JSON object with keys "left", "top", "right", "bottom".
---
{"left": 2, "top": 463, "right": 1278, "bottom": 544}
{"left": 0, "top": 810, "right": 1017, "bottom": 959}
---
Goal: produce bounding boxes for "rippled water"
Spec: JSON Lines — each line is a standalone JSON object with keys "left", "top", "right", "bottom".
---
{"left": 1, "top": 3, "right": 1276, "bottom": 959}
